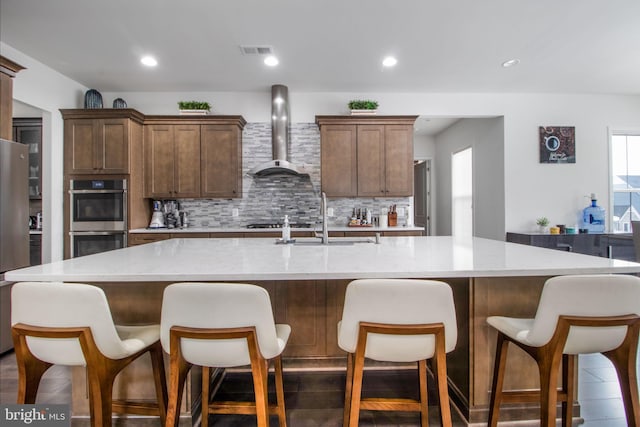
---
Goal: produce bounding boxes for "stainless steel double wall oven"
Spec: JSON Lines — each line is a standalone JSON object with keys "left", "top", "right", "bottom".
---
{"left": 69, "top": 179, "right": 127, "bottom": 257}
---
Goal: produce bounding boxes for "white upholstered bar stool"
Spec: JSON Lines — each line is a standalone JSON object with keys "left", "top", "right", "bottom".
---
{"left": 487, "top": 274, "right": 640, "bottom": 427}
{"left": 337, "top": 279, "right": 458, "bottom": 427}
{"left": 11, "top": 282, "right": 168, "bottom": 427}
{"left": 160, "top": 282, "right": 291, "bottom": 427}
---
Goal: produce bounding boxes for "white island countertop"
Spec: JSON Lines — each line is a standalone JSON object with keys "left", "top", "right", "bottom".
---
{"left": 129, "top": 225, "right": 425, "bottom": 233}
{"left": 6, "top": 236, "right": 640, "bottom": 282}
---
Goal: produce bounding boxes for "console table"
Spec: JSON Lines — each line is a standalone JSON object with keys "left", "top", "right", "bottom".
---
{"left": 506, "top": 232, "right": 636, "bottom": 261}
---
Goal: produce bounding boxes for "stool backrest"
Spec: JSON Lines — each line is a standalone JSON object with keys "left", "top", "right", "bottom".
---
{"left": 161, "top": 283, "right": 280, "bottom": 367}
{"left": 11, "top": 282, "right": 128, "bottom": 365}
{"left": 526, "top": 274, "right": 640, "bottom": 353}
{"left": 338, "top": 279, "right": 457, "bottom": 362}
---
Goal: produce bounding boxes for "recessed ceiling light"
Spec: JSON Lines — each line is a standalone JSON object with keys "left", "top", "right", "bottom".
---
{"left": 382, "top": 56, "right": 397, "bottom": 67}
{"left": 264, "top": 55, "right": 279, "bottom": 67}
{"left": 502, "top": 59, "right": 520, "bottom": 68}
{"left": 140, "top": 56, "right": 158, "bottom": 67}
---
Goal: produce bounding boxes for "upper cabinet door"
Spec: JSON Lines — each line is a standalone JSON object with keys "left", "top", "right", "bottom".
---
{"left": 384, "top": 125, "right": 414, "bottom": 197}
{"left": 356, "top": 125, "right": 385, "bottom": 197}
{"left": 65, "top": 119, "right": 97, "bottom": 174}
{"left": 99, "top": 119, "right": 129, "bottom": 173}
{"left": 173, "top": 125, "right": 201, "bottom": 198}
{"left": 144, "top": 124, "right": 175, "bottom": 198}
{"left": 321, "top": 125, "right": 358, "bottom": 197}
{"left": 201, "top": 125, "right": 242, "bottom": 198}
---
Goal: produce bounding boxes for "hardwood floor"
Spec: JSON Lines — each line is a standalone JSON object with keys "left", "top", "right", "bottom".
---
{"left": 0, "top": 351, "right": 636, "bottom": 426}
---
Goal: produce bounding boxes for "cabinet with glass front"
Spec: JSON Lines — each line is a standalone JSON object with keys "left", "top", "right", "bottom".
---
{"left": 12, "top": 117, "right": 42, "bottom": 199}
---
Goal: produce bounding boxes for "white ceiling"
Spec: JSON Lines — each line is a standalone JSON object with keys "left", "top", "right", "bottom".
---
{"left": 1, "top": 0, "right": 639, "bottom": 136}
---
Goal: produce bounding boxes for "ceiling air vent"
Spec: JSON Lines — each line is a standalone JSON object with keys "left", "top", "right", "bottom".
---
{"left": 240, "top": 45, "right": 274, "bottom": 55}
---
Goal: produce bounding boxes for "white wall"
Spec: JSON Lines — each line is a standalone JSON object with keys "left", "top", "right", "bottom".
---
{"left": 2, "top": 43, "right": 87, "bottom": 262}
{"left": 434, "top": 118, "right": 505, "bottom": 239}
{"left": 4, "top": 43, "right": 640, "bottom": 258}
{"left": 413, "top": 134, "right": 436, "bottom": 160}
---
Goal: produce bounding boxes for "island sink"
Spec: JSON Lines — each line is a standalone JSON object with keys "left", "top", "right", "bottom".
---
{"left": 293, "top": 239, "right": 374, "bottom": 246}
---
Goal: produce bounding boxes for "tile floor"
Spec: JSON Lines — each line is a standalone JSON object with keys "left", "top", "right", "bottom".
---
{"left": 0, "top": 351, "right": 637, "bottom": 426}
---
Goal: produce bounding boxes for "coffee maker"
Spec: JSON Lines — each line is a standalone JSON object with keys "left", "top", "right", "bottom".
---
{"left": 148, "top": 200, "right": 166, "bottom": 228}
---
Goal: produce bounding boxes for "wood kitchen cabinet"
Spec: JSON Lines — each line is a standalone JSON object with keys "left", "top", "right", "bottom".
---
{"left": 144, "top": 116, "right": 246, "bottom": 199}
{"left": 201, "top": 124, "right": 242, "bottom": 198}
{"left": 13, "top": 118, "right": 42, "bottom": 199}
{"left": 320, "top": 124, "right": 358, "bottom": 197}
{"left": 144, "top": 124, "right": 201, "bottom": 198}
{"left": 1, "top": 55, "right": 25, "bottom": 140}
{"left": 61, "top": 109, "right": 145, "bottom": 175}
{"left": 316, "top": 116, "right": 417, "bottom": 197}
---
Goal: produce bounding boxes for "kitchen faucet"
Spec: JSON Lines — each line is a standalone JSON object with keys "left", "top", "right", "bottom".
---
{"left": 316, "top": 192, "right": 329, "bottom": 244}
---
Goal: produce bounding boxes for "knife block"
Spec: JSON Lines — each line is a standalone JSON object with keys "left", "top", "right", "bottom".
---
{"left": 388, "top": 212, "right": 398, "bottom": 226}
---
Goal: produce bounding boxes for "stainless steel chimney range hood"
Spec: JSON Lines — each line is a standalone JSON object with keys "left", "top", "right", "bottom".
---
{"left": 248, "top": 85, "right": 308, "bottom": 177}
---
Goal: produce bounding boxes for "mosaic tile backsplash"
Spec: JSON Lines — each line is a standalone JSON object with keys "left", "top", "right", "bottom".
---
{"left": 174, "top": 123, "right": 411, "bottom": 227}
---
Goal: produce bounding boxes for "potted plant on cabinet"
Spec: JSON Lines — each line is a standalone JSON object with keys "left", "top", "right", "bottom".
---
{"left": 348, "top": 100, "right": 378, "bottom": 115}
{"left": 536, "top": 217, "right": 550, "bottom": 233}
{"left": 178, "top": 101, "right": 211, "bottom": 115}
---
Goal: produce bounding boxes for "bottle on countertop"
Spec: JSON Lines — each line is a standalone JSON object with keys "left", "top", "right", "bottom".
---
{"left": 582, "top": 193, "right": 605, "bottom": 233}
{"left": 282, "top": 215, "right": 291, "bottom": 241}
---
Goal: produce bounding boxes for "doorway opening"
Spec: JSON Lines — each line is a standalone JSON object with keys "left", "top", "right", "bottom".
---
{"left": 413, "top": 160, "right": 431, "bottom": 235}
{"left": 452, "top": 147, "right": 473, "bottom": 237}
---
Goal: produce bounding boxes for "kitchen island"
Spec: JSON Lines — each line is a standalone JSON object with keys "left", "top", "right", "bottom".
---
{"left": 6, "top": 236, "right": 640, "bottom": 424}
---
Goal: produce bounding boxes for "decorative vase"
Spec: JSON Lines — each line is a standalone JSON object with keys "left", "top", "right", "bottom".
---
{"left": 112, "top": 98, "right": 127, "bottom": 108}
{"left": 84, "top": 89, "right": 103, "bottom": 109}
{"left": 538, "top": 225, "right": 549, "bottom": 234}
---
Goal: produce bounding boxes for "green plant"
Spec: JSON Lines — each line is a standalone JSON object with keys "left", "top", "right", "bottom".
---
{"left": 178, "top": 101, "right": 211, "bottom": 111}
{"left": 348, "top": 100, "right": 378, "bottom": 110}
{"left": 536, "top": 217, "right": 550, "bottom": 227}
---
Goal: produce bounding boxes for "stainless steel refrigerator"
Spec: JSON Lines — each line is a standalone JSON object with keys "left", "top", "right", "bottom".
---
{"left": 0, "top": 137, "right": 29, "bottom": 353}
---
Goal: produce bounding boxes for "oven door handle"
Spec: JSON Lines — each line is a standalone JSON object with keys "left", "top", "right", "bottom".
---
{"left": 69, "top": 231, "right": 127, "bottom": 236}
{"left": 69, "top": 189, "right": 126, "bottom": 194}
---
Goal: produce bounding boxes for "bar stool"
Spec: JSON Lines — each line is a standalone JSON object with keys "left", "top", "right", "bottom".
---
{"left": 487, "top": 274, "right": 640, "bottom": 427}
{"left": 337, "top": 279, "right": 458, "bottom": 427}
{"left": 11, "top": 282, "right": 168, "bottom": 427}
{"left": 160, "top": 282, "right": 290, "bottom": 427}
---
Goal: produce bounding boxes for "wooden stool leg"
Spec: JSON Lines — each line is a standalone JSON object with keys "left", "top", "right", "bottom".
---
{"left": 561, "top": 354, "right": 576, "bottom": 427}
{"left": 202, "top": 366, "right": 210, "bottom": 427}
{"left": 348, "top": 350, "right": 366, "bottom": 427}
{"left": 166, "top": 351, "right": 192, "bottom": 427}
{"left": 149, "top": 342, "right": 168, "bottom": 423}
{"left": 604, "top": 336, "right": 640, "bottom": 427}
{"left": 15, "top": 355, "right": 52, "bottom": 404}
{"left": 273, "top": 356, "right": 287, "bottom": 427}
{"left": 418, "top": 359, "right": 429, "bottom": 427}
{"left": 488, "top": 332, "right": 509, "bottom": 427}
{"left": 86, "top": 365, "right": 115, "bottom": 427}
{"left": 250, "top": 358, "right": 270, "bottom": 427}
{"left": 433, "top": 335, "right": 452, "bottom": 427}
{"left": 13, "top": 331, "right": 53, "bottom": 404}
{"left": 538, "top": 349, "right": 562, "bottom": 427}
{"left": 343, "top": 353, "right": 354, "bottom": 427}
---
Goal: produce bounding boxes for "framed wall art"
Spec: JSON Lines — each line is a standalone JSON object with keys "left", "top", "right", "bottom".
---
{"left": 539, "top": 126, "right": 575, "bottom": 163}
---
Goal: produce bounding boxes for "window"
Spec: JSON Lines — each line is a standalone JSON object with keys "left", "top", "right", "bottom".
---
{"left": 610, "top": 133, "right": 640, "bottom": 233}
